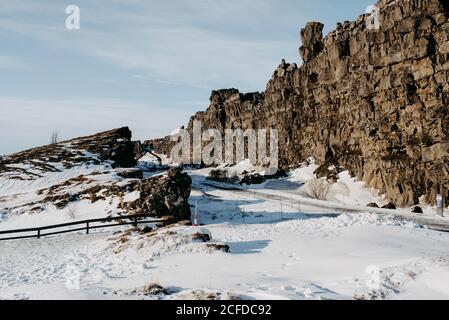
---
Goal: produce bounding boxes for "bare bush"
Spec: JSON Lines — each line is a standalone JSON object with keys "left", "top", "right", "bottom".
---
{"left": 304, "top": 178, "right": 330, "bottom": 200}
{"left": 50, "top": 130, "right": 60, "bottom": 145}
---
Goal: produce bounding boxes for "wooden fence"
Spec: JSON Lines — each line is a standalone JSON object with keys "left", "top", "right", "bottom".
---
{"left": 0, "top": 214, "right": 163, "bottom": 241}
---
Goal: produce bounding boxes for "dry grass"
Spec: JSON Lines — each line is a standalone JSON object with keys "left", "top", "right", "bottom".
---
{"left": 192, "top": 232, "right": 211, "bottom": 242}
{"left": 206, "top": 243, "right": 230, "bottom": 252}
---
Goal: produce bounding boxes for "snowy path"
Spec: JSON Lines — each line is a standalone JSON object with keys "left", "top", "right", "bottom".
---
{"left": 201, "top": 180, "right": 449, "bottom": 232}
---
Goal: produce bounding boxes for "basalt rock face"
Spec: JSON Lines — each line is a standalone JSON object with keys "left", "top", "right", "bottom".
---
{"left": 300, "top": 22, "right": 325, "bottom": 63}
{"left": 151, "top": 0, "right": 449, "bottom": 207}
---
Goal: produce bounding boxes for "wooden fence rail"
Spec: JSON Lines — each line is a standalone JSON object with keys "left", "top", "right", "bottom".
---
{"left": 0, "top": 214, "right": 164, "bottom": 241}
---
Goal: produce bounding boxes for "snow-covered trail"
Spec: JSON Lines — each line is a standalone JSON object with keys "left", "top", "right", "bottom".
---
{"left": 200, "top": 179, "right": 449, "bottom": 232}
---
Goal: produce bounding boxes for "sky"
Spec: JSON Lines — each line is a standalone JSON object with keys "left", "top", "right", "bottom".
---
{"left": 0, "top": 0, "right": 374, "bottom": 155}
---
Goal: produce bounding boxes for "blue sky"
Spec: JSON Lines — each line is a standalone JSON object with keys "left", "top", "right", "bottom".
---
{"left": 0, "top": 0, "right": 373, "bottom": 155}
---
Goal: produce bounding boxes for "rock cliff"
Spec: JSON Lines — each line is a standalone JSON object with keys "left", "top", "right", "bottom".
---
{"left": 150, "top": 0, "right": 449, "bottom": 207}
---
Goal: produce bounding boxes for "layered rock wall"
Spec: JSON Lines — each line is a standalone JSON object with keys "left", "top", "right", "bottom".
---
{"left": 151, "top": 0, "right": 449, "bottom": 206}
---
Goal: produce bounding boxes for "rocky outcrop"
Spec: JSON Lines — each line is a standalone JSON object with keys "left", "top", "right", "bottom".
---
{"left": 150, "top": 0, "right": 449, "bottom": 207}
{"left": 132, "top": 141, "right": 144, "bottom": 161}
{"left": 299, "top": 22, "right": 325, "bottom": 63}
{"left": 0, "top": 127, "right": 137, "bottom": 180}
{"left": 71, "top": 127, "right": 137, "bottom": 168}
{"left": 144, "top": 136, "right": 175, "bottom": 158}
{"left": 128, "top": 167, "right": 192, "bottom": 221}
{"left": 20, "top": 166, "right": 191, "bottom": 222}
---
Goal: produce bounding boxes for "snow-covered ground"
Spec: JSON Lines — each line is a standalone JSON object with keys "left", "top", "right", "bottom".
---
{"left": 0, "top": 153, "right": 165, "bottom": 232}
{"left": 203, "top": 160, "right": 449, "bottom": 230}
{"left": 0, "top": 162, "right": 129, "bottom": 231}
{"left": 1, "top": 162, "right": 449, "bottom": 300}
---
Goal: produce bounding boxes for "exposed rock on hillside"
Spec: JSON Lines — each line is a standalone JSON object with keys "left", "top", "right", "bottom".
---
{"left": 32, "top": 167, "right": 191, "bottom": 221}
{"left": 149, "top": 0, "right": 449, "bottom": 207}
{"left": 0, "top": 127, "right": 136, "bottom": 180}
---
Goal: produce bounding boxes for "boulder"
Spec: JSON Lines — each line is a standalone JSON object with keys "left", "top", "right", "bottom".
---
{"left": 117, "top": 168, "right": 144, "bottom": 179}
{"left": 382, "top": 203, "right": 397, "bottom": 210}
{"left": 412, "top": 206, "right": 424, "bottom": 214}
{"left": 264, "top": 168, "right": 288, "bottom": 180}
{"left": 240, "top": 173, "right": 266, "bottom": 186}
{"left": 132, "top": 167, "right": 192, "bottom": 221}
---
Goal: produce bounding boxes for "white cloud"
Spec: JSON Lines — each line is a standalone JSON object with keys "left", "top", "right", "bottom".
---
{"left": 0, "top": 0, "right": 301, "bottom": 90}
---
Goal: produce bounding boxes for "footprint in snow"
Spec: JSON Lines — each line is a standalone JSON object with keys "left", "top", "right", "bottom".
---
{"left": 282, "top": 285, "right": 296, "bottom": 291}
{"left": 297, "top": 287, "right": 315, "bottom": 298}
{"left": 282, "top": 262, "right": 293, "bottom": 268}
{"left": 288, "top": 253, "right": 301, "bottom": 261}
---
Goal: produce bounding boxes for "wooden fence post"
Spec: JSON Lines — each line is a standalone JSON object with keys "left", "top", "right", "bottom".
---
{"left": 86, "top": 222, "right": 90, "bottom": 234}
{"left": 280, "top": 195, "right": 283, "bottom": 220}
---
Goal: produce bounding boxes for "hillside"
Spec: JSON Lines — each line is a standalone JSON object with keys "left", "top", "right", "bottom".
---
{"left": 0, "top": 128, "right": 191, "bottom": 229}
